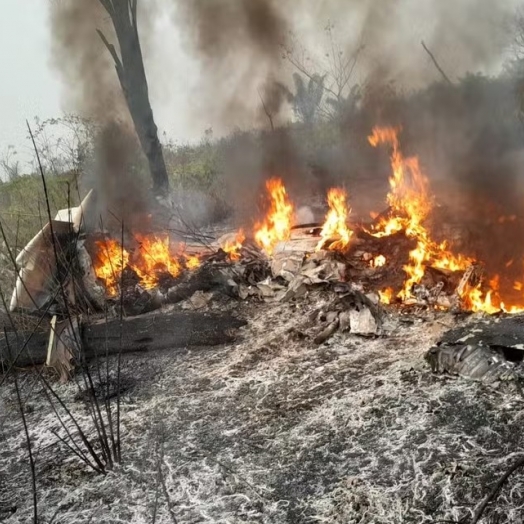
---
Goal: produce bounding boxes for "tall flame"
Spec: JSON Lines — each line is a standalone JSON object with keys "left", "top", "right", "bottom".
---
{"left": 93, "top": 239, "right": 129, "bottom": 297}
{"left": 317, "top": 188, "right": 353, "bottom": 251}
{"left": 254, "top": 178, "right": 294, "bottom": 255}
{"left": 368, "top": 126, "right": 471, "bottom": 299}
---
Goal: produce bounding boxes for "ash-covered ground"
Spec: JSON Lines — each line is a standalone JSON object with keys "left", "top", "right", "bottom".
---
{"left": 2, "top": 297, "right": 524, "bottom": 524}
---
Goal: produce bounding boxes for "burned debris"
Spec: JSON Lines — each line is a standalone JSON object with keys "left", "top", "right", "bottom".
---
{"left": 5, "top": 128, "right": 524, "bottom": 382}
{"left": 426, "top": 316, "right": 524, "bottom": 384}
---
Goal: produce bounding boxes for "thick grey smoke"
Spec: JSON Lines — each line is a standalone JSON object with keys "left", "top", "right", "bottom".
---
{"left": 49, "top": 0, "right": 157, "bottom": 232}
{"left": 49, "top": 0, "right": 127, "bottom": 123}
{"left": 175, "top": 0, "right": 289, "bottom": 130}
{"left": 49, "top": 2, "right": 524, "bottom": 233}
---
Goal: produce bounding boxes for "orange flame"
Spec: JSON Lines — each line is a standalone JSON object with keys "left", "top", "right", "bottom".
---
{"left": 461, "top": 285, "right": 501, "bottom": 315}
{"left": 458, "top": 271, "right": 524, "bottom": 315}
{"left": 132, "top": 234, "right": 183, "bottom": 289}
{"left": 184, "top": 253, "right": 201, "bottom": 270}
{"left": 222, "top": 229, "right": 245, "bottom": 261}
{"left": 93, "top": 239, "right": 129, "bottom": 297}
{"left": 317, "top": 188, "right": 353, "bottom": 251}
{"left": 254, "top": 178, "right": 294, "bottom": 255}
{"left": 379, "top": 287, "right": 394, "bottom": 304}
{"left": 368, "top": 126, "right": 472, "bottom": 299}
{"left": 93, "top": 234, "right": 201, "bottom": 295}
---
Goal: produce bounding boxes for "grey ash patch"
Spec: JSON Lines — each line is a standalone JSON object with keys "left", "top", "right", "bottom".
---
{"left": 2, "top": 302, "right": 524, "bottom": 523}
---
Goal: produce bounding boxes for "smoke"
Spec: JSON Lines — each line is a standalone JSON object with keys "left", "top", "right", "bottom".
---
{"left": 175, "top": 0, "right": 289, "bottom": 130}
{"left": 49, "top": 0, "right": 159, "bottom": 231}
{"left": 49, "top": 0, "right": 127, "bottom": 123}
{"left": 48, "top": 2, "right": 524, "bottom": 231}
{"left": 290, "top": 0, "right": 518, "bottom": 87}
{"left": 87, "top": 122, "right": 151, "bottom": 233}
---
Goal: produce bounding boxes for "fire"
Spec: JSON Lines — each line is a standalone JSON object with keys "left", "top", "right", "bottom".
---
{"left": 132, "top": 234, "right": 183, "bottom": 289}
{"left": 368, "top": 127, "right": 524, "bottom": 313}
{"left": 458, "top": 272, "right": 524, "bottom": 315}
{"left": 93, "top": 233, "right": 201, "bottom": 295}
{"left": 221, "top": 229, "right": 245, "bottom": 261}
{"left": 317, "top": 188, "right": 353, "bottom": 251}
{"left": 89, "top": 128, "right": 524, "bottom": 317}
{"left": 184, "top": 254, "right": 201, "bottom": 270}
{"left": 462, "top": 285, "right": 501, "bottom": 315}
{"left": 379, "top": 287, "right": 394, "bottom": 304}
{"left": 254, "top": 178, "right": 294, "bottom": 255}
{"left": 368, "top": 126, "right": 472, "bottom": 299}
{"left": 93, "top": 239, "right": 129, "bottom": 297}
{"left": 368, "top": 127, "right": 430, "bottom": 230}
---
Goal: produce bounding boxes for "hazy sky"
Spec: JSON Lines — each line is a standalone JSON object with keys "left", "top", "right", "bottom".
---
{"left": 0, "top": 0, "right": 519, "bottom": 173}
{"left": 0, "top": 0, "right": 62, "bottom": 165}
{"left": 0, "top": 1, "right": 203, "bottom": 171}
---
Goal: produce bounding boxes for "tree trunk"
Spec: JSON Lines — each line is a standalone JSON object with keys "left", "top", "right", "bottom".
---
{"left": 98, "top": 0, "right": 169, "bottom": 197}
{"left": 0, "top": 311, "right": 246, "bottom": 369}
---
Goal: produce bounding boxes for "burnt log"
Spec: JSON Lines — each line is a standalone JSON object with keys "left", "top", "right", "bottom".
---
{"left": 0, "top": 311, "right": 246, "bottom": 369}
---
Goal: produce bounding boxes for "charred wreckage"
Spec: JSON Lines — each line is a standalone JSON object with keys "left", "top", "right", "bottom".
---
{"left": 3, "top": 126, "right": 524, "bottom": 387}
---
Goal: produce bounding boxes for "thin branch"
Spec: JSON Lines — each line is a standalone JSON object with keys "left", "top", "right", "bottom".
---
{"left": 470, "top": 456, "right": 524, "bottom": 524}
{"left": 96, "top": 29, "right": 124, "bottom": 80}
{"left": 8, "top": 332, "right": 38, "bottom": 524}
{"left": 257, "top": 89, "right": 274, "bottom": 131}
{"left": 116, "top": 220, "right": 125, "bottom": 462}
{"left": 421, "top": 40, "right": 453, "bottom": 85}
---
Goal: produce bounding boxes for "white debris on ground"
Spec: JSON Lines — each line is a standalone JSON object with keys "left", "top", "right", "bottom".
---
{"left": 1, "top": 298, "right": 524, "bottom": 523}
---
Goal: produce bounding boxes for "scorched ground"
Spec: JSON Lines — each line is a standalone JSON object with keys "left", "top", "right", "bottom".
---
{"left": 2, "top": 295, "right": 524, "bottom": 523}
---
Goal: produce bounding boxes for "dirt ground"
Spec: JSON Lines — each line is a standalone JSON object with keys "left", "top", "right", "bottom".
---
{"left": 1, "top": 296, "right": 524, "bottom": 524}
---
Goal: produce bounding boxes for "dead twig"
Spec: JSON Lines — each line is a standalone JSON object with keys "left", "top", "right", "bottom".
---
{"left": 116, "top": 220, "right": 125, "bottom": 463}
{"left": 421, "top": 40, "right": 452, "bottom": 85}
{"left": 470, "top": 456, "right": 524, "bottom": 524}
{"left": 6, "top": 330, "right": 38, "bottom": 523}
{"left": 26, "top": 121, "right": 121, "bottom": 472}
{"left": 257, "top": 89, "right": 274, "bottom": 131}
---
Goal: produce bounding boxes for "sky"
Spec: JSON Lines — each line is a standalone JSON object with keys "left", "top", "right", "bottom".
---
{"left": 0, "top": 0, "right": 62, "bottom": 167}
{"left": 0, "top": 0, "right": 520, "bottom": 174}
{"left": 0, "top": 0, "right": 203, "bottom": 172}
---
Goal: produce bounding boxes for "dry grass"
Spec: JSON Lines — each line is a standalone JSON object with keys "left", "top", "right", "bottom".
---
{"left": 1, "top": 296, "right": 524, "bottom": 523}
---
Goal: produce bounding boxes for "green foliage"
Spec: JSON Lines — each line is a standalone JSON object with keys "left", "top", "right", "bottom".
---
{"left": 165, "top": 139, "right": 221, "bottom": 192}
{"left": 0, "top": 172, "right": 79, "bottom": 249}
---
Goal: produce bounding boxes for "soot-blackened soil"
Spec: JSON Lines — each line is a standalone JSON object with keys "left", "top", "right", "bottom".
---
{"left": 1, "top": 299, "right": 524, "bottom": 524}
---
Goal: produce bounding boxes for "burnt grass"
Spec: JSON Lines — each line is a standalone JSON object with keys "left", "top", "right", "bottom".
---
{"left": 2, "top": 298, "right": 524, "bottom": 523}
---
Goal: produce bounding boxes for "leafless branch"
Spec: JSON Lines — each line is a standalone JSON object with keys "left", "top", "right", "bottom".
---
{"left": 96, "top": 29, "right": 124, "bottom": 83}
{"left": 7, "top": 334, "right": 38, "bottom": 524}
{"left": 470, "top": 455, "right": 524, "bottom": 524}
{"left": 421, "top": 40, "right": 453, "bottom": 85}
{"left": 257, "top": 89, "right": 274, "bottom": 131}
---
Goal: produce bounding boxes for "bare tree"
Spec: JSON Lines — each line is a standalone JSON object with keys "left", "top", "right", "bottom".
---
{"left": 0, "top": 146, "right": 20, "bottom": 181}
{"left": 28, "top": 115, "right": 97, "bottom": 177}
{"left": 283, "top": 22, "right": 363, "bottom": 121}
{"left": 97, "top": 0, "right": 169, "bottom": 197}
